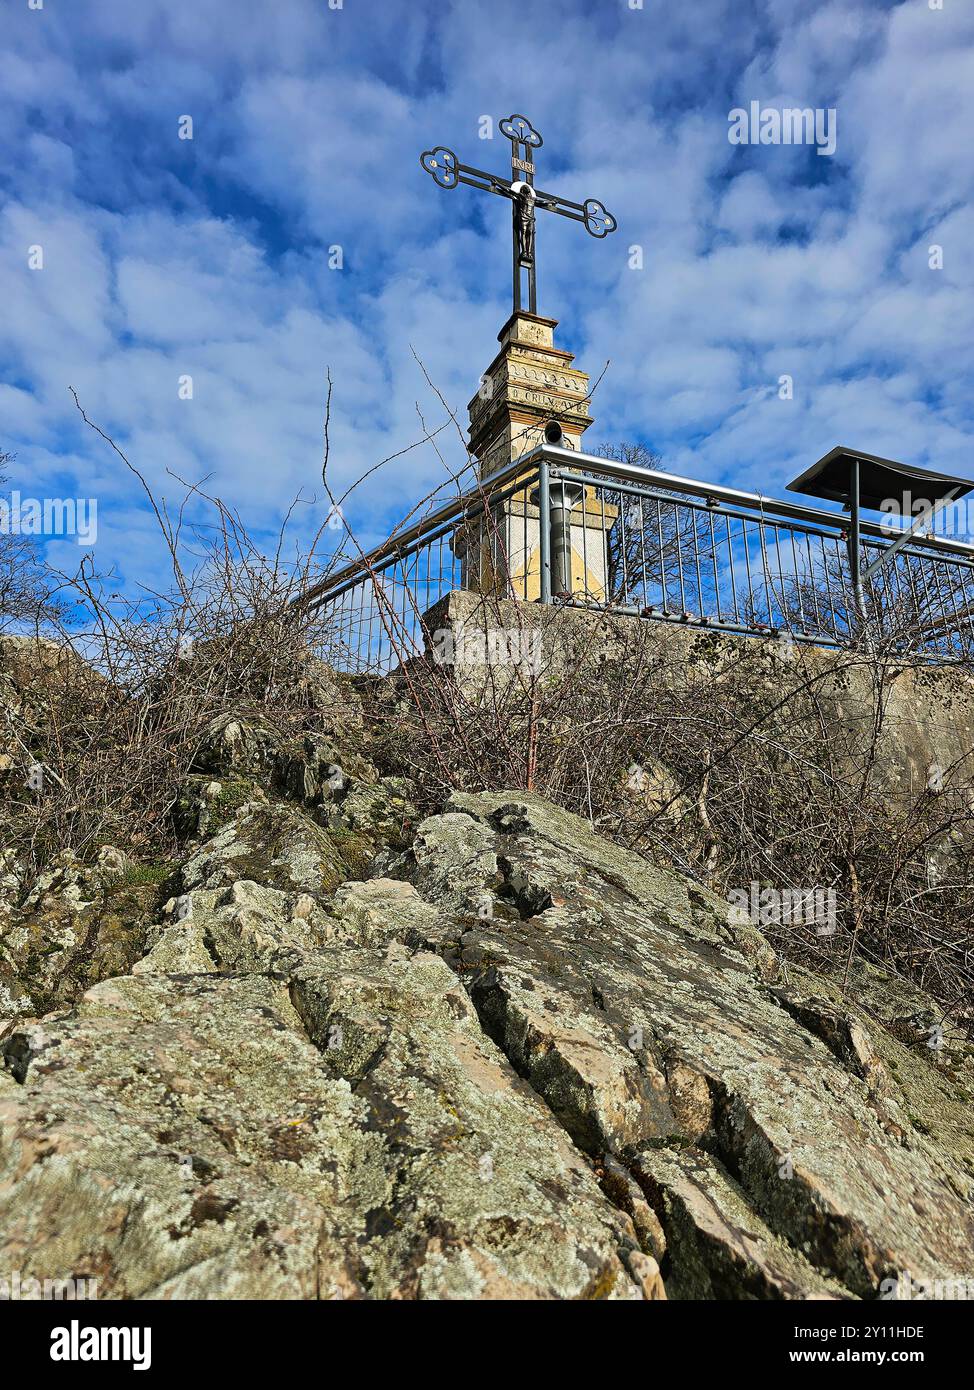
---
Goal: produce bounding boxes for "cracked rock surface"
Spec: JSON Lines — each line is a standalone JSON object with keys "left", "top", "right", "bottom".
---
{"left": 1, "top": 785, "right": 972, "bottom": 1300}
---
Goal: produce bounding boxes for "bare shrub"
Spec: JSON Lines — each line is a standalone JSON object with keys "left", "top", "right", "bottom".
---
{"left": 6, "top": 397, "right": 974, "bottom": 1029}
{"left": 0, "top": 424, "right": 348, "bottom": 880}
{"left": 0, "top": 449, "right": 63, "bottom": 633}
{"left": 369, "top": 588, "right": 974, "bottom": 1029}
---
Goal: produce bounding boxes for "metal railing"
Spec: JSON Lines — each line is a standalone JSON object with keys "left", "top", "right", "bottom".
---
{"left": 304, "top": 445, "right": 974, "bottom": 674}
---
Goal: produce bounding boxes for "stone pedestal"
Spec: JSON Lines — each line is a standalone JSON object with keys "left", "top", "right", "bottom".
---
{"left": 457, "top": 312, "right": 617, "bottom": 602}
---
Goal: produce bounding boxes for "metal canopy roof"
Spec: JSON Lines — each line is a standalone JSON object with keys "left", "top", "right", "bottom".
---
{"left": 786, "top": 446, "right": 974, "bottom": 514}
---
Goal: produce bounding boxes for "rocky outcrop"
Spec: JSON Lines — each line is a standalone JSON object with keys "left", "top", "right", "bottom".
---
{"left": 0, "top": 848, "right": 168, "bottom": 1018}
{"left": 0, "top": 964, "right": 648, "bottom": 1299}
{"left": 402, "top": 792, "right": 974, "bottom": 1298}
{"left": 1, "top": 782, "right": 972, "bottom": 1300}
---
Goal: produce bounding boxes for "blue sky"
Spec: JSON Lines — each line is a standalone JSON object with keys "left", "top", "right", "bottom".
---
{"left": 2, "top": 0, "right": 972, "bottom": 586}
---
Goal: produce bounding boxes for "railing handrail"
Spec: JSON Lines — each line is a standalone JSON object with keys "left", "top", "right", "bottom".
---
{"left": 312, "top": 441, "right": 974, "bottom": 675}
{"left": 303, "top": 442, "right": 974, "bottom": 611}
{"left": 301, "top": 454, "right": 543, "bottom": 609}
{"left": 537, "top": 444, "right": 974, "bottom": 560}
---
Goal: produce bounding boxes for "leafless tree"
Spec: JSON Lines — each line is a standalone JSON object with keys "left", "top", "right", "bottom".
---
{"left": 0, "top": 449, "right": 61, "bottom": 633}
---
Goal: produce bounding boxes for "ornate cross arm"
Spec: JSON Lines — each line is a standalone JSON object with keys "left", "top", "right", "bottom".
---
{"left": 531, "top": 187, "right": 618, "bottom": 238}
{"left": 420, "top": 114, "right": 618, "bottom": 313}
{"left": 419, "top": 148, "right": 504, "bottom": 195}
{"left": 420, "top": 150, "right": 616, "bottom": 239}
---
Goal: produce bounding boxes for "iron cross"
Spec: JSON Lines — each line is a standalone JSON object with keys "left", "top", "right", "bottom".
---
{"left": 420, "top": 114, "right": 618, "bottom": 315}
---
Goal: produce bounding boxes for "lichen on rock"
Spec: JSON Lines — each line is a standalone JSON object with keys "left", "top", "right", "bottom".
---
{"left": 2, "top": 656, "right": 973, "bottom": 1301}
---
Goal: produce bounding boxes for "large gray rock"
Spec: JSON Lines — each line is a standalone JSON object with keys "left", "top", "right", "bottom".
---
{"left": 3, "top": 780, "right": 972, "bottom": 1301}
{"left": 0, "top": 850, "right": 165, "bottom": 1015}
{"left": 400, "top": 791, "right": 974, "bottom": 1300}
{"left": 0, "top": 962, "right": 647, "bottom": 1299}
{"left": 180, "top": 800, "right": 358, "bottom": 898}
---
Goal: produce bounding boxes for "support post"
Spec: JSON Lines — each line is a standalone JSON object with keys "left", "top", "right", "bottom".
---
{"left": 537, "top": 456, "right": 552, "bottom": 604}
{"left": 549, "top": 478, "right": 585, "bottom": 597}
{"left": 848, "top": 457, "right": 865, "bottom": 623}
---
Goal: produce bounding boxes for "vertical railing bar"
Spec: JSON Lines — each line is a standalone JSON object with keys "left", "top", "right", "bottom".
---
{"left": 965, "top": 568, "right": 974, "bottom": 657}
{"left": 757, "top": 517, "right": 774, "bottom": 628}
{"left": 353, "top": 587, "right": 359, "bottom": 671}
{"left": 653, "top": 498, "right": 665, "bottom": 613}
{"left": 581, "top": 486, "right": 590, "bottom": 600}
{"left": 916, "top": 554, "right": 935, "bottom": 642}
{"left": 335, "top": 590, "right": 344, "bottom": 672}
{"left": 415, "top": 547, "right": 422, "bottom": 659}
{"left": 673, "top": 503, "right": 687, "bottom": 614}
{"left": 604, "top": 487, "right": 613, "bottom": 604}
{"left": 903, "top": 552, "right": 922, "bottom": 635}
{"left": 828, "top": 538, "right": 844, "bottom": 638}
{"left": 789, "top": 528, "right": 804, "bottom": 630}
{"left": 564, "top": 492, "right": 572, "bottom": 599}
{"left": 862, "top": 542, "right": 880, "bottom": 637}
{"left": 708, "top": 510, "right": 721, "bottom": 621}
{"left": 741, "top": 518, "right": 755, "bottom": 624}
{"left": 398, "top": 557, "right": 406, "bottom": 663}
{"left": 773, "top": 523, "right": 789, "bottom": 630}
{"left": 691, "top": 507, "right": 704, "bottom": 617}
{"left": 362, "top": 579, "right": 372, "bottom": 674}
{"left": 390, "top": 563, "right": 398, "bottom": 668}
{"left": 424, "top": 538, "right": 432, "bottom": 646}
{"left": 805, "top": 534, "right": 821, "bottom": 633}
{"left": 889, "top": 550, "right": 907, "bottom": 637}
{"left": 943, "top": 558, "right": 965, "bottom": 647}
{"left": 537, "top": 459, "right": 552, "bottom": 604}
{"left": 725, "top": 515, "right": 740, "bottom": 623}
{"left": 947, "top": 558, "right": 970, "bottom": 657}
{"left": 928, "top": 556, "right": 944, "bottom": 647}
{"left": 351, "top": 582, "right": 359, "bottom": 674}
{"left": 352, "top": 583, "right": 360, "bottom": 674}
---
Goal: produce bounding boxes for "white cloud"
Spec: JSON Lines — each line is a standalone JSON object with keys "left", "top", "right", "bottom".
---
{"left": 0, "top": 0, "right": 971, "bottom": 598}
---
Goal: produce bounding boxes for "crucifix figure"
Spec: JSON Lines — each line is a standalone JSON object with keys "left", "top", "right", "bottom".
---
{"left": 421, "top": 113, "right": 617, "bottom": 314}
{"left": 513, "top": 182, "right": 536, "bottom": 266}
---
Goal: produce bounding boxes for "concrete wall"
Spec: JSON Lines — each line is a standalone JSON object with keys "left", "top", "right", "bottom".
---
{"left": 421, "top": 588, "right": 974, "bottom": 798}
